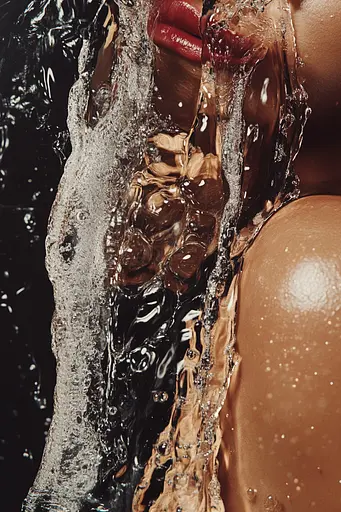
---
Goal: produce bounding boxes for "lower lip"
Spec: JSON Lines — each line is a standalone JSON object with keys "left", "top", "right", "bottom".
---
{"left": 151, "top": 23, "right": 202, "bottom": 63}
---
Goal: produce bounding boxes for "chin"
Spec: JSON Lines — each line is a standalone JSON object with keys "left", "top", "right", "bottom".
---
{"left": 154, "top": 47, "right": 202, "bottom": 130}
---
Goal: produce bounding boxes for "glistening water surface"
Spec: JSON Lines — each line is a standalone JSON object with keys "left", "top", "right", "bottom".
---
{"left": 21, "top": 1, "right": 310, "bottom": 511}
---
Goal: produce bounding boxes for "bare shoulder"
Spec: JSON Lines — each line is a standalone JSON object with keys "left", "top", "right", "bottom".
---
{"left": 241, "top": 194, "right": 341, "bottom": 321}
{"left": 220, "top": 195, "right": 341, "bottom": 511}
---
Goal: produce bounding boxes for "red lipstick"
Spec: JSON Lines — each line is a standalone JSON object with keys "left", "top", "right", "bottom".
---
{"left": 149, "top": 1, "right": 263, "bottom": 68}
{"left": 148, "top": 0, "right": 202, "bottom": 63}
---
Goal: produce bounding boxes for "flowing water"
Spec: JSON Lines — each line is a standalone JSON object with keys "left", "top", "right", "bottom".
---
{"left": 0, "top": 1, "right": 106, "bottom": 508}
{"left": 21, "top": 1, "right": 310, "bottom": 511}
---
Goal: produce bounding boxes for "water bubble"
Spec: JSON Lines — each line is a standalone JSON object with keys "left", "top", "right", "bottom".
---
{"left": 76, "top": 210, "right": 86, "bottom": 222}
{"left": 152, "top": 391, "right": 169, "bottom": 403}
{"left": 157, "top": 441, "right": 170, "bottom": 456}
{"left": 23, "top": 449, "right": 33, "bottom": 460}
{"left": 23, "top": 211, "right": 36, "bottom": 233}
{"left": 169, "top": 242, "right": 206, "bottom": 280}
{"left": 130, "top": 347, "right": 155, "bottom": 373}
{"left": 186, "top": 349, "right": 198, "bottom": 360}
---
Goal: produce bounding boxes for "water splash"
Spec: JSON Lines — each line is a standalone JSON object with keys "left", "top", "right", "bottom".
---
{"left": 23, "top": 0, "right": 310, "bottom": 511}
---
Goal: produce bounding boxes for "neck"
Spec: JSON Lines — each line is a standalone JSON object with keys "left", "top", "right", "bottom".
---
{"left": 294, "top": 116, "right": 341, "bottom": 197}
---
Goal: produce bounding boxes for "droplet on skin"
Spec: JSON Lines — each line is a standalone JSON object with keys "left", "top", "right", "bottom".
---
{"left": 186, "top": 348, "right": 198, "bottom": 360}
{"left": 246, "top": 487, "right": 257, "bottom": 502}
{"left": 264, "top": 495, "right": 283, "bottom": 512}
{"left": 157, "top": 441, "right": 169, "bottom": 456}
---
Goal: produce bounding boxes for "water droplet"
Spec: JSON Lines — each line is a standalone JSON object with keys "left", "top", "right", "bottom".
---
{"left": 157, "top": 441, "right": 170, "bottom": 456}
{"left": 76, "top": 210, "right": 86, "bottom": 222}
{"left": 152, "top": 390, "right": 169, "bottom": 403}
{"left": 246, "top": 487, "right": 257, "bottom": 502}
{"left": 186, "top": 349, "right": 198, "bottom": 360}
{"left": 23, "top": 449, "right": 33, "bottom": 460}
{"left": 130, "top": 347, "right": 155, "bottom": 373}
{"left": 264, "top": 495, "right": 283, "bottom": 511}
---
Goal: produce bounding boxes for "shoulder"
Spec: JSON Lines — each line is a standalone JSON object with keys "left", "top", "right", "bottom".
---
{"left": 240, "top": 195, "right": 341, "bottom": 322}
{"left": 220, "top": 196, "right": 341, "bottom": 510}
{"left": 235, "top": 194, "right": 341, "bottom": 445}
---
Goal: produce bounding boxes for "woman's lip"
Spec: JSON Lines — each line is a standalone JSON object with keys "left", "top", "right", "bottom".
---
{"left": 152, "top": 23, "right": 202, "bottom": 63}
{"left": 149, "top": 1, "right": 258, "bottom": 67}
{"left": 149, "top": 0, "right": 201, "bottom": 38}
{"left": 148, "top": 0, "right": 202, "bottom": 63}
{"left": 158, "top": 0, "right": 201, "bottom": 37}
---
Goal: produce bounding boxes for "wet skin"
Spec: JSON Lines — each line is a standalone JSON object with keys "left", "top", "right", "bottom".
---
{"left": 150, "top": 1, "right": 341, "bottom": 510}
{"left": 151, "top": 0, "right": 341, "bottom": 194}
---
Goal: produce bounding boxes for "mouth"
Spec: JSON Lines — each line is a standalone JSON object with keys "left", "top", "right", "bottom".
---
{"left": 148, "top": 0, "right": 202, "bottom": 63}
{"left": 148, "top": 0, "right": 262, "bottom": 67}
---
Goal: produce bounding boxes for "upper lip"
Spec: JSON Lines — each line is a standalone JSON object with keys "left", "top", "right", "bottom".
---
{"left": 148, "top": 1, "right": 258, "bottom": 67}
{"left": 148, "top": 0, "right": 202, "bottom": 62}
{"left": 148, "top": 0, "right": 201, "bottom": 40}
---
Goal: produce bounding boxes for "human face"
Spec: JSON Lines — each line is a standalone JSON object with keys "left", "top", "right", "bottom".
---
{"left": 149, "top": 0, "right": 341, "bottom": 134}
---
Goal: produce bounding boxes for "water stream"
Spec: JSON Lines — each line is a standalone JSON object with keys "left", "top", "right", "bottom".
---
{"left": 22, "top": 1, "right": 310, "bottom": 511}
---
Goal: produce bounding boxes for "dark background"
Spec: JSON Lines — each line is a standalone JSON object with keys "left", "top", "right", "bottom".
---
{"left": 0, "top": 1, "right": 101, "bottom": 509}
